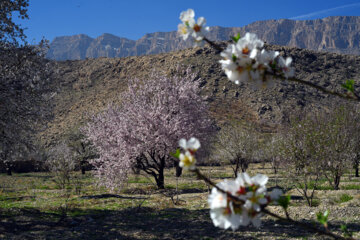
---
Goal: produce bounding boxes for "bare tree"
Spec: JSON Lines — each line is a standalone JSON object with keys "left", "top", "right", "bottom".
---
{"left": 263, "top": 134, "right": 284, "bottom": 186}
{"left": 279, "top": 112, "right": 325, "bottom": 207}
{"left": 318, "top": 105, "right": 358, "bottom": 190}
{"left": 212, "top": 121, "right": 258, "bottom": 177}
{"left": 46, "top": 142, "right": 76, "bottom": 190}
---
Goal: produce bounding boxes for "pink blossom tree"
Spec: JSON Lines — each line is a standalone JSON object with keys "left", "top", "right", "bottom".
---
{"left": 84, "top": 69, "right": 214, "bottom": 190}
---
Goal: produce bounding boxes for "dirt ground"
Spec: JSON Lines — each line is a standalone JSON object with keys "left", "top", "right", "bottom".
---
{"left": 1, "top": 165, "right": 360, "bottom": 239}
{"left": 1, "top": 202, "right": 360, "bottom": 240}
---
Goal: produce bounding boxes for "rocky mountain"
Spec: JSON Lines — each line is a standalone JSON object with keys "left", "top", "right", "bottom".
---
{"left": 46, "top": 16, "right": 360, "bottom": 60}
{"left": 42, "top": 43, "right": 360, "bottom": 146}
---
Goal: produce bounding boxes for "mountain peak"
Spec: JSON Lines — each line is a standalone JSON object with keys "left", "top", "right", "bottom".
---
{"left": 47, "top": 16, "right": 360, "bottom": 60}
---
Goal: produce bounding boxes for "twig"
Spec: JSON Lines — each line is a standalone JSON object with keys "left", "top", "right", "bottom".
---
{"left": 203, "top": 37, "right": 224, "bottom": 52}
{"left": 262, "top": 208, "right": 354, "bottom": 240}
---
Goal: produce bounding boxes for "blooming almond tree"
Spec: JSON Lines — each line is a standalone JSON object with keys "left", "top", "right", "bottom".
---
{"left": 84, "top": 69, "right": 214, "bottom": 190}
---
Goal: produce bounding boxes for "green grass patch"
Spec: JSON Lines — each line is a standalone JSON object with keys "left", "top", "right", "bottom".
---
{"left": 335, "top": 193, "right": 353, "bottom": 204}
{"left": 315, "top": 185, "right": 334, "bottom": 190}
{"left": 341, "top": 184, "right": 360, "bottom": 190}
{"left": 297, "top": 179, "right": 332, "bottom": 190}
{"left": 166, "top": 181, "right": 207, "bottom": 190}
{"left": 127, "top": 176, "right": 152, "bottom": 184}
{"left": 211, "top": 172, "right": 234, "bottom": 179}
{"left": 37, "top": 185, "right": 51, "bottom": 190}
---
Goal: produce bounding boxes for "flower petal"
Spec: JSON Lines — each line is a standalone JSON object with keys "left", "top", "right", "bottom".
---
{"left": 252, "top": 174, "right": 268, "bottom": 186}
{"left": 197, "top": 16, "right": 206, "bottom": 26}
{"left": 179, "top": 138, "right": 187, "bottom": 149}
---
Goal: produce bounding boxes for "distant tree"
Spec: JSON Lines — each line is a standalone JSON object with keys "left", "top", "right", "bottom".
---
{"left": 263, "top": 134, "right": 284, "bottom": 186}
{"left": 280, "top": 105, "right": 359, "bottom": 202}
{"left": 279, "top": 111, "right": 325, "bottom": 206}
{"left": 318, "top": 106, "right": 358, "bottom": 189}
{"left": 354, "top": 156, "right": 360, "bottom": 178}
{"left": 84, "top": 69, "right": 215, "bottom": 190}
{"left": 351, "top": 105, "right": 360, "bottom": 178}
{"left": 66, "top": 128, "right": 98, "bottom": 174}
{"left": 46, "top": 142, "right": 76, "bottom": 189}
{"left": 212, "top": 121, "right": 258, "bottom": 177}
{"left": 0, "top": 0, "right": 54, "bottom": 175}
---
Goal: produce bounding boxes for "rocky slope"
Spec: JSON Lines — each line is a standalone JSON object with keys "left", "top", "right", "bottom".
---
{"left": 46, "top": 16, "right": 360, "bottom": 60}
{"left": 42, "top": 43, "right": 360, "bottom": 146}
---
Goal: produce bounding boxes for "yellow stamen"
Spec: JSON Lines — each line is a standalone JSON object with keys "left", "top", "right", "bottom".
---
{"left": 181, "top": 26, "right": 188, "bottom": 34}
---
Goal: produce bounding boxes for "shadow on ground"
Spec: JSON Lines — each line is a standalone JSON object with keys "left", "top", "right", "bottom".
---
{"left": 0, "top": 207, "right": 359, "bottom": 239}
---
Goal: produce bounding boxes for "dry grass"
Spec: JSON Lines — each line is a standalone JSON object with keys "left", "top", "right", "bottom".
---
{"left": 0, "top": 163, "right": 359, "bottom": 239}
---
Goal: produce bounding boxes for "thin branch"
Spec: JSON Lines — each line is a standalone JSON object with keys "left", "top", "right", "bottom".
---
{"left": 192, "top": 168, "right": 245, "bottom": 204}
{"left": 279, "top": 75, "right": 360, "bottom": 101}
{"left": 202, "top": 37, "right": 360, "bottom": 102}
{"left": 203, "top": 37, "right": 224, "bottom": 52}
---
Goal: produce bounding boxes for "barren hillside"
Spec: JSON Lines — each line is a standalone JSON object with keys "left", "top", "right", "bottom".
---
{"left": 42, "top": 43, "right": 360, "bottom": 145}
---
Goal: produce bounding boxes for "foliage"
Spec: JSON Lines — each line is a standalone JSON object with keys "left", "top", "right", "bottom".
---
{"left": 84, "top": 68, "right": 215, "bottom": 190}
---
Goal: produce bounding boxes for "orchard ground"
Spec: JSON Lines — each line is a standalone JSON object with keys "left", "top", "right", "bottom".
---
{"left": 1, "top": 163, "right": 360, "bottom": 239}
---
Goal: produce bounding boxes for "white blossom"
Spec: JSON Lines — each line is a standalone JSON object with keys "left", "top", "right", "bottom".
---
{"left": 179, "top": 151, "right": 196, "bottom": 170}
{"left": 208, "top": 180, "right": 250, "bottom": 230}
{"left": 208, "top": 172, "right": 274, "bottom": 229}
{"left": 268, "top": 188, "right": 283, "bottom": 202}
{"left": 178, "top": 9, "right": 209, "bottom": 44}
{"left": 278, "top": 56, "right": 295, "bottom": 78}
{"left": 179, "top": 137, "right": 200, "bottom": 152}
{"left": 217, "top": 32, "right": 294, "bottom": 86}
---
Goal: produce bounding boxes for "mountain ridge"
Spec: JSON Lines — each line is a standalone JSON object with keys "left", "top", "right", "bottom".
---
{"left": 46, "top": 16, "right": 360, "bottom": 60}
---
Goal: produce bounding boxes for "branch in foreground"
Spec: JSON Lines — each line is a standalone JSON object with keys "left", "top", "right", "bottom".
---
{"left": 202, "top": 37, "right": 360, "bottom": 102}
{"left": 203, "top": 37, "right": 224, "bottom": 52}
{"left": 193, "top": 168, "right": 356, "bottom": 240}
{"left": 262, "top": 208, "right": 354, "bottom": 240}
{"left": 282, "top": 75, "right": 360, "bottom": 102}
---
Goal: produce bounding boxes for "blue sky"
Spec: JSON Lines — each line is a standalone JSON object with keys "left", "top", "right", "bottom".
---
{"left": 16, "top": 0, "right": 360, "bottom": 43}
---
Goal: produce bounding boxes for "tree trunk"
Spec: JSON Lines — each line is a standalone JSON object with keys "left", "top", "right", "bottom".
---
{"left": 175, "top": 164, "right": 182, "bottom": 178}
{"left": 156, "top": 156, "right": 165, "bottom": 189}
{"left": 156, "top": 168, "right": 165, "bottom": 189}
{"left": 233, "top": 158, "right": 241, "bottom": 178}
{"left": 81, "top": 166, "right": 86, "bottom": 175}
{"left": 6, "top": 167, "right": 12, "bottom": 176}
{"left": 240, "top": 159, "right": 248, "bottom": 173}
{"left": 334, "top": 175, "right": 341, "bottom": 190}
{"left": 354, "top": 161, "right": 359, "bottom": 177}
